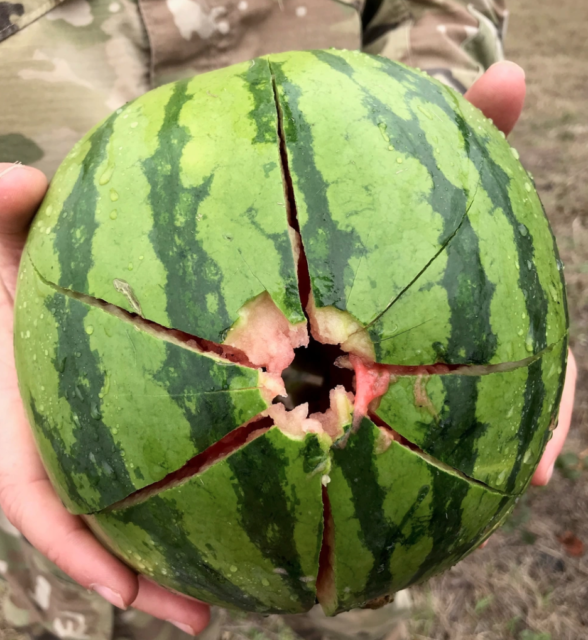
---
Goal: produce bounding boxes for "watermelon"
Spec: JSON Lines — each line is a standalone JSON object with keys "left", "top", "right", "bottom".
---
{"left": 13, "top": 50, "right": 568, "bottom": 615}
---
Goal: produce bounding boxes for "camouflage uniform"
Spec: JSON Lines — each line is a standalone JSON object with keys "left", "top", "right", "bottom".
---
{"left": 0, "top": 0, "right": 507, "bottom": 637}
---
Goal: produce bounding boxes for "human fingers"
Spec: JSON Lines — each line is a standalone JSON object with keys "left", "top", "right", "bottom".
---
{"left": 0, "top": 232, "right": 139, "bottom": 609}
{"left": 464, "top": 61, "right": 526, "bottom": 136}
{"left": 0, "top": 163, "right": 47, "bottom": 299}
{"left": 131, "top": 576, "right": 211, "bottom": 636}
{"left": 0, "top": 163, "right": 47, "bottom": 237}
{"left": 531, "top": 350, "right": 577, "bottom": 486}
{"left": 0, "top": 400, "right": 140, "bottom": 609}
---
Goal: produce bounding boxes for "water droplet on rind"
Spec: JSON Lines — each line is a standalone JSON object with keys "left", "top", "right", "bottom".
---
{"left": 99, "top": 164, "right": 115, "bottom": 185}
{"left": 417, "top": 104, "right": 433, "bottom": 119}
{"left": 549, "top": 284, "right": 559, "bottom": 301}
{"left": 525, "top": 336, "right": 534, "bottom": 352}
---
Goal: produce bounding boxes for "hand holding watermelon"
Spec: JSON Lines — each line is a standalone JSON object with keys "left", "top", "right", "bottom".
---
{"left": 0, "top": 59, "right": 576, "bottom": 627}
{"left": 0, "top": 165, "right": 211, "bottom": 634}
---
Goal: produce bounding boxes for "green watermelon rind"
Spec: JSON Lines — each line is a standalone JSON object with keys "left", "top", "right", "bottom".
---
{"left": 13, "top": 50, "right": 569, "bottom": 615}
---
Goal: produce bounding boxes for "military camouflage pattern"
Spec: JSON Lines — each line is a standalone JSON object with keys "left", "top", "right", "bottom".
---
{"left": 1, "top": 511, "right": 410, "bottom": 639}
{"left": 0, "top": 0, "right": 507, "bottom": 177}
{"left": 1, "top": 0, "right": 505, "bottom": 637}
{"left": 363, "top": 0, "right": 508, "bottom": 93}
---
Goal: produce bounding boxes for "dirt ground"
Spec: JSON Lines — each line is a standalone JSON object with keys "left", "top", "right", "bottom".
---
{"left": 1, "top": 1, "right": 587, "bottom": 639}
{"left": 407, "top": 0, "right": 588, "bottom": 638}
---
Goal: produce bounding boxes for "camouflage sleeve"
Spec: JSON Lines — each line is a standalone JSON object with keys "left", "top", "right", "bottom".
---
{"left": 361, "top": 0, "right": 508, "bottom": 93}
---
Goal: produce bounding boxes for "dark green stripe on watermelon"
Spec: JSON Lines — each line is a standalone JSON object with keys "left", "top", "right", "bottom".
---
{"left": 309, "top": 53, "right": 500, "bottom": 364}
{"left": 366, "top": 73, "right": 567, "bottom": 365}
{"left": 27, "top": 395, "right": 102, "bottom": 512}
{"left": 89, "top": 428, "right": 328, "bottom": 613}
{"left": 154, "top": 343, "right": 266, "bottom": 453}
{"left": 52, "top": 106, "right": 124, "bottom": 292}
{"left": 225, "top": 432, "right": 321, "bottom": 605}
{"left": 92, "top": 493, "right": 266, "bottom": 611}
{"left": 143, "top": 79, "right": 230, "bottom": 339}
{"left": 330, "top": 418, "right": 429, "bottom": 604}
{"left": 462, "top": 109, "right": 548, "bottom": 354}
{"left": 310, "top": 50, "right": 471, "bottom": 246}
{"left": 326, "top": 418, "right": 514, "bottom": 613}
{"left": 435, "top": 214, "right": 496, "bottom": 363}
{"left": 44, "top": 292, "right": 136, "bottom": 506}
{"left": 240, "top": 57, "right": 281, "bottom": 145}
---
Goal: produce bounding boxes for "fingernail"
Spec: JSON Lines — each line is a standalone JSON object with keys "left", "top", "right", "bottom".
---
{"left": 545, "top": 461, "right": 555, "bottom": 484}
{"left": 168, "top": 620, "right": 196, "bottom": 636}
{"left": 91, "top": 584, "right": 127, "bottom": 609}
{"left": 498, "top": 60, "right": 526, "bottom": 78}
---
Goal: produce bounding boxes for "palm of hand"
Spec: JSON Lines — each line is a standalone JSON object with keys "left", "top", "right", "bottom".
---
{"left": 0, "top": 62, "right": 577, "bottom": 634}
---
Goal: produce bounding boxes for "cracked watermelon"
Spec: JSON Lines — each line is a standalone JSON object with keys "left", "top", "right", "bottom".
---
{"left": 14, "top": 50, "right": 568, "bottom": 615}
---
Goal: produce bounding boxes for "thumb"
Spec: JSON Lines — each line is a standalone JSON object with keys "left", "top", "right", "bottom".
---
{"left": 0, "top": 163, "right": 48, "bottom": 239}
{"left": 464, "top": 61, "right": 526, "bottom": 136}
{"left": 0, "top": 163, "right": 48, "bottom": 300}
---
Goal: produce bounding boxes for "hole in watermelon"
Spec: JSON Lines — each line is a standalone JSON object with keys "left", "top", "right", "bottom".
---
{"left": 106, "top": 414, "right": 274, "bottom": 510}
{"left": 280, "top": 337, "right": 355, "bottom": 413}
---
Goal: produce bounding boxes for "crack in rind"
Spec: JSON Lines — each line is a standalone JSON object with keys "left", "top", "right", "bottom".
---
{"left": 315, "top": 485, "right": 336, "bottom": 611}
{"left": 95, "top": 414, "right": 274, "bottom": 513}
{"left": 355, "top": 179, "right": 482, "bottom": 336}
{"left": 381, "top": 340, "right": 562, "bottom": 377}
{"left": 270, "top": 69, "right": 336, "bottom": 609}
{"left": 28, "top": 257, "right": 258, "bottom": 370}
{"left": 269, "top": 63, "right": 313, "bottom": 314}
{"left": 368, "top": 412, "right": 514, "bottom": 497}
